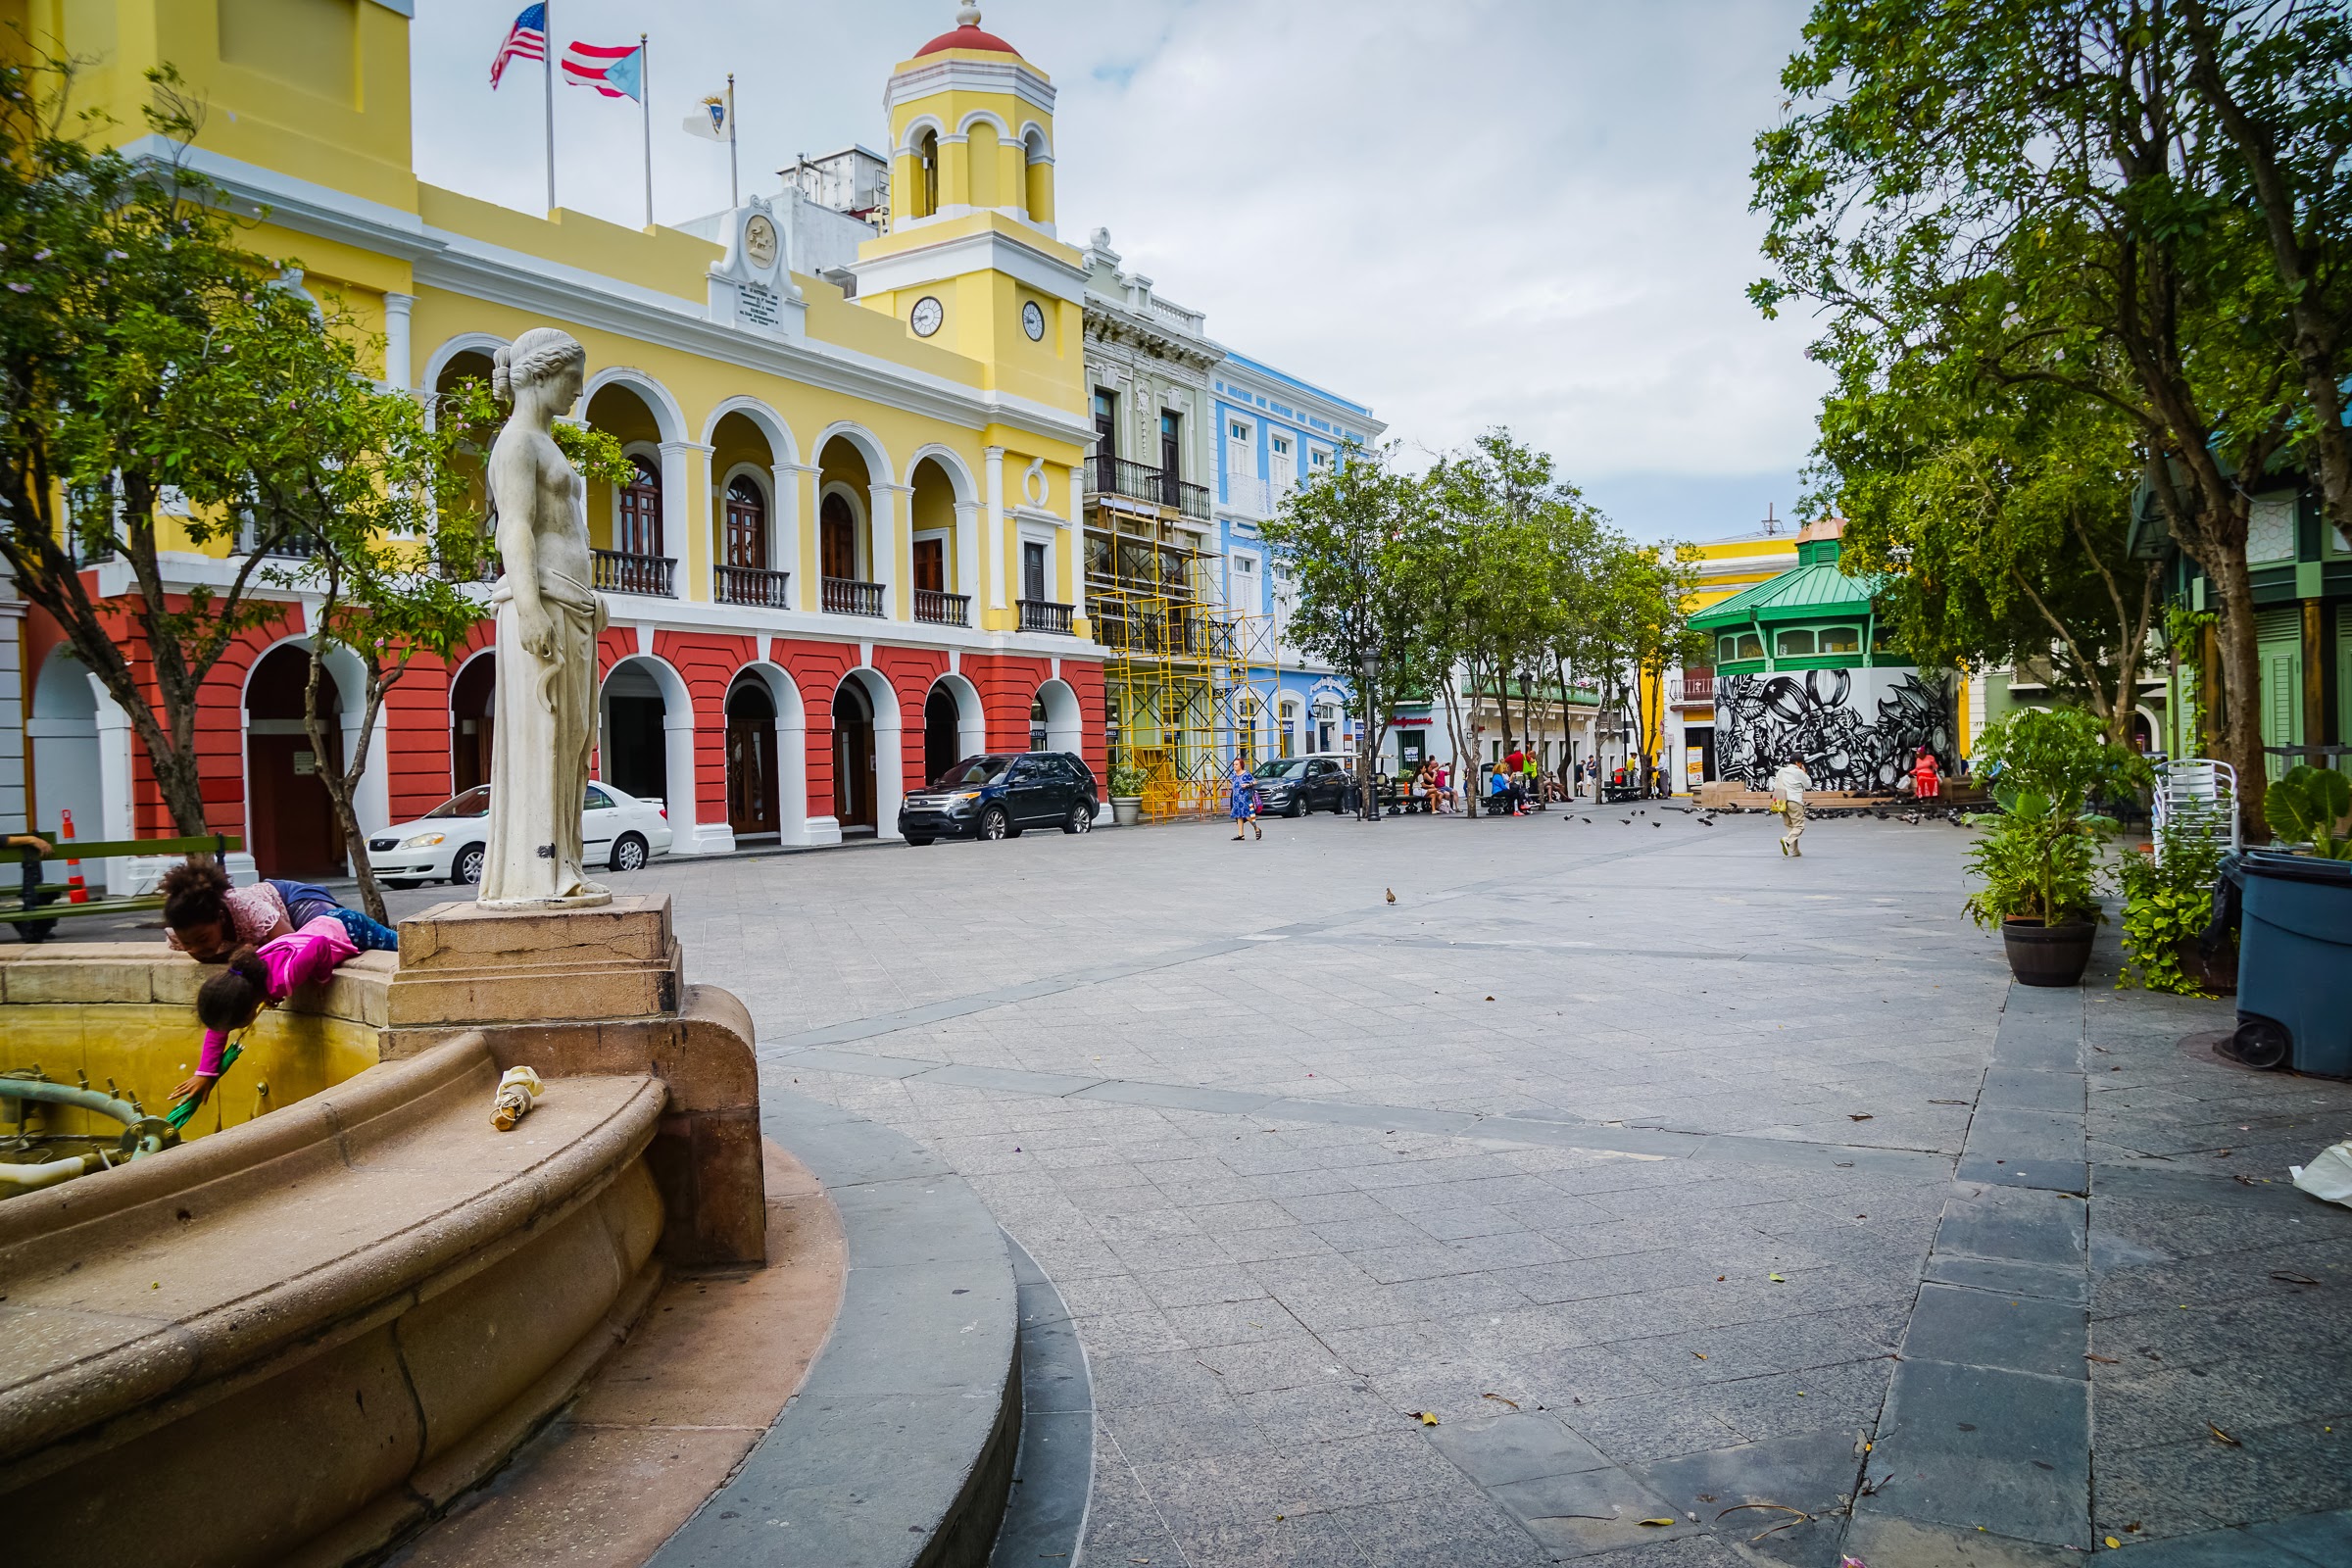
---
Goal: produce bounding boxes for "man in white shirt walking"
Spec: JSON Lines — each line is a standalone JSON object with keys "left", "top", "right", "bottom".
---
{"left": 1770, "top": 756, "right": 1812, "bottom": 857}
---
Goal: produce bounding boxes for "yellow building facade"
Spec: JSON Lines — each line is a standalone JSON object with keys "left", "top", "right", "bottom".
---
{"left": 8, "top": 0, "right": 1110, "bottom": 874}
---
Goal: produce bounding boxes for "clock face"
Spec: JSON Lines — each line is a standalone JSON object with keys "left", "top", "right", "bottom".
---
{"left": 743, "top": 215, "right": 778, "bottom": 270}
{"left": 910, "top": 296, "right": 944, "bottom": 337}
{"left": 1022, "top": 300, "right": 1046, "bottom": 341}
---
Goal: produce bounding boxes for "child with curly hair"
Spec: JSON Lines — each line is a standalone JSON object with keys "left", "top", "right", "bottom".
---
{"left": 171, "top": 915, "right": 362, "bottom": 1110}
{"left": 159, "top": 858, "right": 397, "bottom": 964}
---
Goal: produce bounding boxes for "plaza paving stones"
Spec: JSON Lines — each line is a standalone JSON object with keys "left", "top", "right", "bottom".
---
{"left": 365, "top": 808, "right": 2352, "bottom": 1564}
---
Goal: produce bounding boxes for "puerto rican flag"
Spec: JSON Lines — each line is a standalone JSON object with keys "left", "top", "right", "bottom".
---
{"left": 562, "top": 38, "right": 645, "bottom": 101}
{"left": 488, "top": 4, "right": 546, "bottom": 89}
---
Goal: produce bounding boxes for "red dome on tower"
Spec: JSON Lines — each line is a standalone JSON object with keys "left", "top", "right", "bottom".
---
{"left": 916, "top": 5, "right": 1020, "bottom": 58}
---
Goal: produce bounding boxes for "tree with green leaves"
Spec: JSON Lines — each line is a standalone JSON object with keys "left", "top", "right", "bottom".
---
{"left": 0, "top": 58, "right": 320, "bottom": 834}
{"left": 1258, "top": 441, "right": 1433, "bottom": 817}
{"left": 1826, "top": 371, "right": 2162, "bottom": 745}
{"left": 1575, "top": 539, "right": 1706, "bottom": 797}
{"left": 1754, "top": 0, "right": 2352, "bottom": 835}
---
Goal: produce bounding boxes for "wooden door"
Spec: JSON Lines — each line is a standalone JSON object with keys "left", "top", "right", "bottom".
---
{"left": 833, "top": 681, "right": 875, "bottom": 830}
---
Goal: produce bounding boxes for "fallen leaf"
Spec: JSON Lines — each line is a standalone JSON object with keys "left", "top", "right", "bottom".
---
{"left": 2086, "top": 1354, "right": 2122, "bottom": 1364}
{"left": 1769, "top": 1273, "right": 1787, "bottom": 1283}
{"left": 1692, "top": 1352, "right": 1707, "bottom": 1360}
{"left": 1930, "top": 1098, "right": 1967, "bottom": 1104}
{"left": 2209, "top": 1423, "right": 2240, "bottom": 1446}
{"left": 1481, "top": 1393, "right": 1521, "bottom": 1410}
{"left": 2272, "top": 1272, "right": 2320, "bottom": 1285}
{"left": 2106, "top": 1540, "right": 2123, "bottom": 1550}
{"left": 1848, "top": 1113, "right": 1874, "bottom": 1122}
{"left": 1485, "top": 996, "right": 1495, "bottom": 1002}
{"left": 2127, "top": 1523, "right": 2141, "bottom": 1533}
{"left": 1639, "top": 1518, "right": 1677, "bottom": 1527}
{"left": 1717, "top": 1275, "right": 1727, "bottom": 1282}
{"left": 1417, "top": 1410, "right": 1439, "bottom": 1426}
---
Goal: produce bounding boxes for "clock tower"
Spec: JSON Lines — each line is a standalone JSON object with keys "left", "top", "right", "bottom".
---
{"left": 851, "top": 6, "right": 1086, "bottom": 417}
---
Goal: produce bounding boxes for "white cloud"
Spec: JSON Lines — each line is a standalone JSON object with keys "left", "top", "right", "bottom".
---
{"left": 412, "top": 1, "right": 1827, "bottom": 537}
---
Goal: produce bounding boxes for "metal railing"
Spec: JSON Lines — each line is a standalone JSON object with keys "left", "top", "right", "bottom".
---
{"left": 1171, "top": 477, "right": 1210, "bottom": 521}
{"left": 1670, "top": 673, "right": 1714, "bottom": 704}
{"left": 715, "top": 564, "right": 791, "bottom": 609}
{"left": 1017, "top": 599, "right": 1075, "bottom": 635}
{"left": 913, "top": 587, "right": 969, "bottom": 626}
{"left": 822, "top": 576, "right": 886, "bottom": 617}
{"left": 1086, "top": 455, "right": 1212, "bottom": 520}
{"left": 592, "top": 549, "right": 674, "bottom": 597}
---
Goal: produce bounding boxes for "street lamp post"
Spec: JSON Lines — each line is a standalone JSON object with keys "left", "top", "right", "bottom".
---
{"left": 1358, "top": 650, "right": 1379, "bottom": 822}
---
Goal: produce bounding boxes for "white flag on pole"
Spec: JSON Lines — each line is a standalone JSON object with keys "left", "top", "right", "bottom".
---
{"left": 683, "top": 94, "right": 729, "bottom": 141}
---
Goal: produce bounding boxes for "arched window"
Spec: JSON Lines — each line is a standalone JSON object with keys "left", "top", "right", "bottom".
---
{"left": 820, "top": 491, "right": 858, "bottom": 581}
{"left": 1022, "top": 127, "right": 1052, "bottom": 221}
{"left": 913, "top": 129, "right": 940, "bottom": 219}
{"left": 724, "top": 475, "right": 766, "bottom": 569}
{"left": 617, "top": 456, "right": 662, "bottom": 558}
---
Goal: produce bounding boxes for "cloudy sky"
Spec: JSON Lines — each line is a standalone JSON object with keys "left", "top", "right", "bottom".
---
{"left": 410, "top": 1, "right": 1827, "bottom": 541}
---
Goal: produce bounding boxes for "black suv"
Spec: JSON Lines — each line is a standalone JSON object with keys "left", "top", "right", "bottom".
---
{"left": 1254, "top": 755, "right": 1359, "bottom": 815}
{"left": 900, "top": 753, "right": 1100, "bottom": 844}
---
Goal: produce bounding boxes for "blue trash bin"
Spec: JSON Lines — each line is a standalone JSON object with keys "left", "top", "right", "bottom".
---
{"left": 2232, "top": 850, "right": 2352, "bottom": 1077}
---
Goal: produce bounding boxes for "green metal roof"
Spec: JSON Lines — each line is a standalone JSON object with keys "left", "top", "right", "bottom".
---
{"left": 1689, "top": 549, "right": 1881, "bottom": 631}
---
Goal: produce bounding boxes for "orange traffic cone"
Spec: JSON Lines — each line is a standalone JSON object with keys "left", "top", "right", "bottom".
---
{"left": 60, "top": 808, "right": 87, "bottom": 904}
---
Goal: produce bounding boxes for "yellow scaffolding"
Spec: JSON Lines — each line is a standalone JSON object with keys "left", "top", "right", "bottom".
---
{"left": 1087, "top": 517, "right": 1282, "bottom": 821}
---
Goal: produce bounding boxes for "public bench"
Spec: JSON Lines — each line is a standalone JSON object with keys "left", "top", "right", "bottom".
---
{"left": 0, "top": 834, "right": 241, "bottom": 943}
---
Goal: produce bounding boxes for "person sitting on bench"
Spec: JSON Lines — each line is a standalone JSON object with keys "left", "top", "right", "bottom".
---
{"left": 159, "top": 858, "right": 398, "bottom": 963}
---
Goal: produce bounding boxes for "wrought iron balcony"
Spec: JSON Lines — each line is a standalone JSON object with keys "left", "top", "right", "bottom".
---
{"left": 913, "top": 587, "right": 970, "bottom": 626}
{"left": 715, "top": 564, "right": 791, "bottom": 609}
{"left": 1670, "top": 673, "right": 1715, "bottom": 705}
{"left": 1017, "top": 599, "right": 1075, "bottom": 635}
{"left": 592, "top": 549, "right": 674, "bottom": 597}
{"left": 822, "top": 576, "right": 886, "bottom": 617}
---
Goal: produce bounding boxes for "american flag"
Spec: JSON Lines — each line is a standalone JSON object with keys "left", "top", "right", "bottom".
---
{"left": 489, "top": 4, "right": 547, "bottom": 89}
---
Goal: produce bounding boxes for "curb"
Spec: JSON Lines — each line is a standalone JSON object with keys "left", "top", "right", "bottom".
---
{"left": 647, "top": 1084, "right": 1022, "bottom": 1568}
{"left": 989, "top": 1236, "right": 1095, "bottom": 1568}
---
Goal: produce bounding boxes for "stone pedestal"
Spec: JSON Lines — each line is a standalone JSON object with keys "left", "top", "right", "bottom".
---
{"left": 385, "top": 895, "right": 764, "bottom": 1267}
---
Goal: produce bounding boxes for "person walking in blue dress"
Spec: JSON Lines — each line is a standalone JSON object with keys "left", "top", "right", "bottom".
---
{"left": 1230, "top": 757, "right": 1262, "bottom": 842}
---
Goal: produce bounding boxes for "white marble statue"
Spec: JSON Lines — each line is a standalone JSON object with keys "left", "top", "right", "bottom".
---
{"left": 478, "top": 327, "right": 611, "bottom": 907}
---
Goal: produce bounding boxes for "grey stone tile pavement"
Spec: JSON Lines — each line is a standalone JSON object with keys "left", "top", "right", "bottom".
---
{"left": 362, "top": 808, "right": 2352, "bottom": 1564}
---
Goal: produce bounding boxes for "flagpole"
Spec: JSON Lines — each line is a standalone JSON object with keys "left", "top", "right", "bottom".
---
{"left": 542, "top": 1, "right": 557, "bottom": 214}
{"left": 726, "top": 74, "right": 738, "bottom": 209}
{"left": 639, "top": 32, "right": 653, "bottom": 230}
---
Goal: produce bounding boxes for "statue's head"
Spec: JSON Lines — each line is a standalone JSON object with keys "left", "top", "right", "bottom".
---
{"left": 493, "top": 327, "right": 587, "bottom": 414}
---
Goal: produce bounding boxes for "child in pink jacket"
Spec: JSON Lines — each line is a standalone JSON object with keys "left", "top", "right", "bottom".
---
{"left": 171, "top": 917, "right": 359, "bottom": 1110}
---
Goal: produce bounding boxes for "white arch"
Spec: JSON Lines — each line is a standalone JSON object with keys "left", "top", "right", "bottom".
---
{"left": 599, "top": 652, "right": 712, "bottom": 854}
{"left": 1035, "top": 677, "right": 1082, "bottom": 756}
{"left": 419, "top": 331, "right": 510, "bottom": 397}
{"left": 956, "top": 108, "right": 1011, "bottom": 138}
{"left": 26, "top": 650, "right": 102, "bottom": 881}
{"left": 728, "top": 662, "right": 813, "bottom": 847}
{"left": 1020, "top": 122, "right": 1052, "bottom": 160}
{"left": 899, "top": 115, "right": 947, "bottom": 156}
{"left": 925, "top": 671, "right": 988, "bottom": 764}
{"left": 583, "top": 367, "right": 689, "bottom": 446}
{"left": 812, "top": 420, "right": 898, "bottom": 489}
{"left": 701, "top": 394, "right": 801, "bottom": 467}
{"left": 238, "top": 632, "right": 391, "bottom": 851}
{"left": 905, "top": 443, "right": 979, "bottom": 504}
{"left": 833, "top": 667, "right": 906, "bottom": 843}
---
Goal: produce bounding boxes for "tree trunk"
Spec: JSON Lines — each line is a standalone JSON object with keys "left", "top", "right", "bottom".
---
{"left": 1441, "top": 671, "right": 1476, "bottom": 818}
{"left": 2206, "top": 559, "right": 2271, "bottom": 840}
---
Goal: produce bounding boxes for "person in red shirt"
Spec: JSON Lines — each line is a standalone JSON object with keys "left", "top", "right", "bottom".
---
{"left": 1911, "top": 746, "right": 1941, "bottom": 802}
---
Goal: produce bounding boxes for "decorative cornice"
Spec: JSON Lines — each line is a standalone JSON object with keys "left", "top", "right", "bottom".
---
{"left": 886, "top": 56, "right": 1056, "bottom": 118}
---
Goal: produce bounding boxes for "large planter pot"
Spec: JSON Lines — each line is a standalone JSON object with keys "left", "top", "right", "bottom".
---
{"left": 2002, "top": 918, "right": 2097, "bottom": 987}
{"left": 1111, "top": 796, "right": 1143, "bottom": 827}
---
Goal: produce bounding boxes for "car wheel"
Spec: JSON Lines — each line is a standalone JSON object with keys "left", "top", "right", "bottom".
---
{"left": 611, "top": 833, "right": 649, "bottom": 873}
{"left": 384, "top": 879, "right": 421, "bottom": 890}
{"left": 1285, "top": 798, "right": 1301, "bottom": 818}
{"left": 1063, "top": 801, "right": 1093, "bottom": 835}
{"left": 979, "top": 806, "right": 1011, "bottom": 841}
{"left": 905, "top": 835, "right": 934, "bottom": 847}
{"left": 453, "top": 845, "right": 485, "bottom": 886}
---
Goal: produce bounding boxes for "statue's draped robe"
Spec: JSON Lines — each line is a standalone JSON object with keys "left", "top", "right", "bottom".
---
{"left": 480, "top": 568, "right": 607, "bottom": 905}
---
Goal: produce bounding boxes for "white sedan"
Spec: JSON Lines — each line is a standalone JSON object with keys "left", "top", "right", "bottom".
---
{"left": 365, "top": 783, "right": 674, "bottom": 888}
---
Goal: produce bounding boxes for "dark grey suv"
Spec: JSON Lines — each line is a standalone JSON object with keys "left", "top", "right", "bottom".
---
{"left": 899, "top": 753, "right": 1100, "bottom": 844}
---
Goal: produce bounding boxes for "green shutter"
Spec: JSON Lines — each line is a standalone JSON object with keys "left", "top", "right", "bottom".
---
{"left": 2256, "top": 608, "right": 2303, "bottom": 780}
{"left": 2338, "top": 606, "right": 2352, "bottom": 780}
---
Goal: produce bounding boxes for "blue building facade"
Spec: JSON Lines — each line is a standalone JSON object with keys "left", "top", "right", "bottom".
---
{"left": 1209, "top": 354, "right": 1385, "bottom": 766}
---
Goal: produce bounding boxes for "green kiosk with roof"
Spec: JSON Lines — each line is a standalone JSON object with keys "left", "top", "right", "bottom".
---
{"left": 1690, "top": 519, "right": 1955, "bottom": 794}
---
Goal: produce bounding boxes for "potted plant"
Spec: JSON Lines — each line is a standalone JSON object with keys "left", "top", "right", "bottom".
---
{"left": 2115, "top": 825, "right": 2232, "bottom": 996}
{"left": 1108, "top": 763, "right": 1148, "bottom": 827}
{"left": 1963, "top": 710, "right": 2142, "bottom": 986}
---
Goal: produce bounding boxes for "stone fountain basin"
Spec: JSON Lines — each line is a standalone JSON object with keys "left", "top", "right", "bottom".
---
{"left": 0, "top": 949, "right": 671, "bottom": 1568}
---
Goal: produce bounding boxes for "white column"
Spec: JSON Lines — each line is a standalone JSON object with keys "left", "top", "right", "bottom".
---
{"left": 772, "top": 462, "right": 813, "bottom": 611}
{"left": 984, "top": 446, "right": 1007, "bottom": 612}
{"left": 774, "top": 706, "right": 810, "bottom": 846}
{"left": 953, "top": 501, "right": 981, "bottom": 606}
{"left": 660, "top": 439, "right": 711, "bottom": 601}
{"left": 665, "top": 707, "right": 733, "bottom": 856}
{"left": 1065, "top": 463, "right": 1086, "bottom": 621}
{"left": 383, "top": 291, "right": 416, "bottom": 389}
{"left": 868, "top": 481, "right": 912, "bottom": 620}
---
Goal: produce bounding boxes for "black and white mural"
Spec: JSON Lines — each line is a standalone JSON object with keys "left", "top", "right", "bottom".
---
{"left": 1719, "top": 668, "right": 1953, "bottom": 792}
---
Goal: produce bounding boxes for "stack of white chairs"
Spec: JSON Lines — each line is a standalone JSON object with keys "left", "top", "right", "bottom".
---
{"left": 2153, "top": 758, "right": 2240, "bottom": 864}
